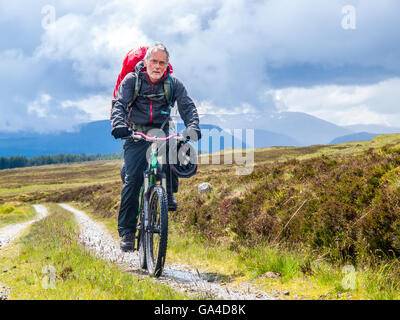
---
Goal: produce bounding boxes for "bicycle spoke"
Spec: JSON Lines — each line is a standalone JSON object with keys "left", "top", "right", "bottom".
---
{"left": 145, "top": 184, "right": 168, "bottom": 277}
{"left": 137, "top": 186, "right": 147, "bottom": 270}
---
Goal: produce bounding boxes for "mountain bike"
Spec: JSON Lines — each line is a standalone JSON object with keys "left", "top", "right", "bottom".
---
{"left": 129, "top": 131, "right": 185, "bottom": 278}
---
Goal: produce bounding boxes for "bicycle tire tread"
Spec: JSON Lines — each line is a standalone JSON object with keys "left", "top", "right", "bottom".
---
{"left": 146, "top": 184, "right": 168, "bottom": 277}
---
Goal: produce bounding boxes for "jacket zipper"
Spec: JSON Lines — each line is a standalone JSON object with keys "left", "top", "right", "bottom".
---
{"left": 150, "top": 84, "right": 153, "bottom": 123}
{"left": 145, "top": 72, "right": 166, "bottom": 124}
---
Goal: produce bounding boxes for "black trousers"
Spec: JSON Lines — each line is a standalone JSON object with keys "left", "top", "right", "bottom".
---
{"left": 118, "top": 136, "right": 178, "bottom": 237}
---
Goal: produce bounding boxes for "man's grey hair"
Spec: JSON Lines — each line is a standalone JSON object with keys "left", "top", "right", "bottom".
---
{"left": 144, "top": 42, "right": 170, "bottom": 62}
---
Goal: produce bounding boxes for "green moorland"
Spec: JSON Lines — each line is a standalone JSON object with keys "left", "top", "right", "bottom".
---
{"left": 1, "top": 133, "right": 400, "bottom": 299}
{"left": 0, "top": 204, "right": 187, "bottom": 299}
{"left": 0, "top": 202, "right": 36, "bottom": 228}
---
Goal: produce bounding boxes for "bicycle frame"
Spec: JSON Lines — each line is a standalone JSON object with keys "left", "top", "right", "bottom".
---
{"left": 131, "top": 131, "right": 184, "bottom": 276}
{"left": 138, "top": 132, "right": 179, "bottom": 217}
{"left": 140, "top": 140, "right": 166, "bottom": 235}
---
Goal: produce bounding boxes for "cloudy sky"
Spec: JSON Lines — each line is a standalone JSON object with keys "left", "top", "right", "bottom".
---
{"left": 0, "top": 0, "right": 399, "bottom": 132}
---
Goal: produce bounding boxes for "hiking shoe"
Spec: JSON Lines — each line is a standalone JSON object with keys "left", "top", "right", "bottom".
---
{"left": 120, "top": 232, "right": 135, "bottom": 252}
{"left": 167, "top": 193, "right": 178, "bottom": 211}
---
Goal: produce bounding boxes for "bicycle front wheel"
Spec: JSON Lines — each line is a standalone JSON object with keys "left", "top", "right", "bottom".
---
{"left": 137, "top": 208, "right": 147, "bottom": 270}
{"left": 145, "top": 184, "right": 168, "bottom": 278}
{"left": 137, "top": 186, "right": 147, "bottom": 270}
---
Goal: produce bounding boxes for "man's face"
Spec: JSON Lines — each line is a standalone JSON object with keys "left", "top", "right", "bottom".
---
{"left": 144, "top": 50, "right": 168, "bottom": 83}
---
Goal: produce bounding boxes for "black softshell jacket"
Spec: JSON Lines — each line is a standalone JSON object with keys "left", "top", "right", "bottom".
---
{"left": 111, "top": 61, "right": 200, "bottom": 134}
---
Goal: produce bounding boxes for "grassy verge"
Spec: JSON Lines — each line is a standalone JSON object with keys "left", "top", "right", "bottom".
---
{"left": 75, "top": 202, "right": 400, "bottom": 300}
{"left": 2, "top": 134, "right": 400, "bottom": 300}
{"left": 0, "top": 204, "right": 187, "bottom": 299}
{"left": 0, "top": 202, "right": 36, "bottom": 228}
{"left": 73, "top": 202, "right": 340, "bottom": 299}
{"left": 157, "top": 221, "right": 400, "bottom": 300}
{"left": 0, "top": 160, "right": 122, "bottom": 198}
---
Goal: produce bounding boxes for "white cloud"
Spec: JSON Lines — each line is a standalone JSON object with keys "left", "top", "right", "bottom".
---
{"left": 28, "top": 94, "right": 52, "bottom": 118}
{"left": 33, "top": 0, "right": 400, "bottom": 107}
{"left": 61, "top": 94, "right": 111, "bottom": 121}
{"left": 270, "top": 78, "right": 400, "bottom": 126}
{"left": 1, "top": 0, "right": 400, "bottom": 132}
{"left": 25, "top": 92, "right": 114, "bottom": 132}
{"left": 164, "top": 13, "right": 201, "bottom": 35}
{"left": 15, "top": 93, "right": 90, "bottom": 133}
{"left": 195, "top": 100, "right": 258, "bottom": 115}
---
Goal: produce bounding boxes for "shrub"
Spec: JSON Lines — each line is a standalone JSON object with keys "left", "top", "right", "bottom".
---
{"left": 174, "top": 148, "right": 400, "bottom": 264}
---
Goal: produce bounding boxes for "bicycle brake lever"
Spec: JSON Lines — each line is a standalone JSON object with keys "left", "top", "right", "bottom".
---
{"left": 129, "top": 131, "right": 141, "bottom": 142}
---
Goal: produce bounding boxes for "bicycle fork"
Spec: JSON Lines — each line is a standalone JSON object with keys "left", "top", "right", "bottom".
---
{"left": 143, "top": 171, "right": 167, "bottom": 234}
{"left": 143, "top": 171, "right": 150, "bottom": 233}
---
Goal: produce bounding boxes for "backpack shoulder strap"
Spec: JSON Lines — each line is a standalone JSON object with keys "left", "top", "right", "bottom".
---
{"left": 127, "top": 73, "right": 141, "bottom": 109}
{"left": 161, "top": 75, "right": 173, "bottom": 114}
{"left": 160, "top": 75, "right": 174, "bottom": 131}
{"left": 163, "top": 75, "right": 172, "bottom": 105}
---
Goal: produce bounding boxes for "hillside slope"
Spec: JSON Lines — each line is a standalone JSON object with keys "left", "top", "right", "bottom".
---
{"left": 1, "top": 134, "right": 400, "bottom": 262}
{"left": 1, "top": 134, "right": 400, "bottom": 299}
{"left": 179, "top": 134, "right": 400, "bottom": 262}
{"left": 0, "top": 120, "right": 301, "bottom": 158}
{"left": 199, "top": 111, "right": 352, "bottom": 145}
{"left": 329, "top": 132, "right": 379, "bottom": 144}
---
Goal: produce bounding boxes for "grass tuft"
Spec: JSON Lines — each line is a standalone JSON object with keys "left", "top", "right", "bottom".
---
{"left": 0, "top": 204, "right": 187, "bottom": 300}
{"left": 0, "top": 202, "right": 36, "bottom": 228}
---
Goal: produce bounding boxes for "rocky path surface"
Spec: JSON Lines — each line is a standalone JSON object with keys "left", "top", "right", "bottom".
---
{"left": 0, "top": 205, "right": 49, "bottom": 300}
{"left": 59, "top": 203, "right": 275, "bottom": 300}
{"left": 0, "top": 204, "right": 48, "bottom": 251}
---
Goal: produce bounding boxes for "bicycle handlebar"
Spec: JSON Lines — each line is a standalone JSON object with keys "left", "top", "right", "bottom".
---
{"left": 131, "top": 131, "right": 185, "bottom": 142}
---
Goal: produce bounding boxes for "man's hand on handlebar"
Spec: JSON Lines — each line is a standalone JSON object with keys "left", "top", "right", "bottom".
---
{"left": 181, "top": 126, "right": 201, "bottom": 142}
{"left": 129, "top": 131, "right": 185, "bottom": 143}
{"left": 112, "top": 127, "right": 132, "bottom": 139}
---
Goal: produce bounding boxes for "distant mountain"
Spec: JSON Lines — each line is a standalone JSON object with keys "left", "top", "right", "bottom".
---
{"left": 176, "top": 123, "right": 241, "bottom": 153}
{"left": 176, "top": 122, "right": 301, "bottom": 151}
{"left": 2, "top": 112, "right": 394, "bottom": 158}
{"left": 0, "top": 120, "right": 303, "bottom": 158}
{"left": 344, "top": 124, "right": 400, "bottom": 135}
{"left": 0, "top": 111, "right": 352, "bottom": 158}
{"left": 252, "top": 129, "right": 300, "bottom": 148}
{"left": 0, "top": 121, "right": 119, "bottom": 158}
{"left": 198, "top": 111, "right": 352, "bottom": 145}
{"left": 329, "top": 132, "right": 380, "bottom": 145}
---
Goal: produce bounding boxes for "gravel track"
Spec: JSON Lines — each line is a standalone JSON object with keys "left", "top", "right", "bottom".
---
{"left": 59, "top": 203, "right": 275, "bottom": 300}
{"left": 0, "top": 205, "right": 48, "bottom": 251}
{"left": 0, "top": 205, "right": 49, "bottom": 300}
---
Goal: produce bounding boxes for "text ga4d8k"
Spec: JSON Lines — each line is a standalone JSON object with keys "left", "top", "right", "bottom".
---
{"left": 198, "top": 304, "right": 246, "bottom": 315}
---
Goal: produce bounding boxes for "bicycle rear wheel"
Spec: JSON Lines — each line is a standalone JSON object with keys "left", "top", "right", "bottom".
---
{"left": 145, "top": 184, "right": 168, "bottom": 277}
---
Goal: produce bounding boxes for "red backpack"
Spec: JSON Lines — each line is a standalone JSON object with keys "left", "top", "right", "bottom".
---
{"left": 113, "top": 46, "right": 174, "bottom": 98}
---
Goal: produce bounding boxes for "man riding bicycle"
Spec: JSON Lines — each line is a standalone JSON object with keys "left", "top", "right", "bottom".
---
{"left": 110, "top": 42, "right": 201, "bottom": 252}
